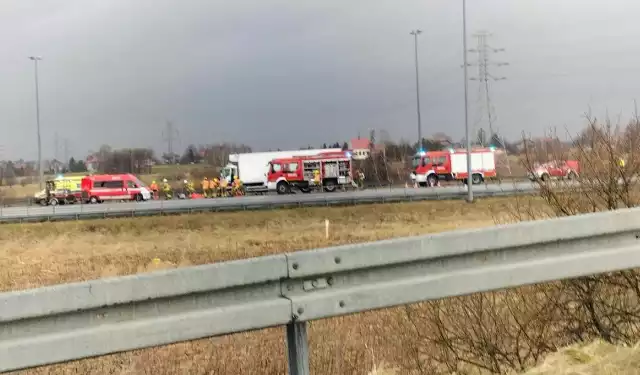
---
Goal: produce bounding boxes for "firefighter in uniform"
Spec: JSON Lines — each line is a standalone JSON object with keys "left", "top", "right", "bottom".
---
{"left": 220, "top": 178, "right": 229, "bottom": 197}
{"left": 162, "top": 179, "right": 173, "bottom": 200}
{"left": 210, "top": 177, "right": 219, "bottom": 198}
{"left": 201, "top": 177, "right": 210, "bottom": 198}
{"left": 232, "top": 177, "right": 244, "bottom": 196}
{"left": 149, "top": 180, "right": 159, "bottom": 200}
{"left": 183, "top": 179, "right": 195, "bottom": 198}
{"left": 349, "top": 169, "right": 358, "bottom": 188}
{"left": 356, "top": 169, "right": 365, "bottom": 189}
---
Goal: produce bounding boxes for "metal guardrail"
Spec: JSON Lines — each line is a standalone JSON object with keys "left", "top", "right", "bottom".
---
{"left": 0, "top": 182, "right": 541, "bottom": 224}
{"left": 2, "top": 205, "right": 640, "bottom": 374}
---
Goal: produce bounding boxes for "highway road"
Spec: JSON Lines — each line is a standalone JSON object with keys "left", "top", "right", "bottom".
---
{"left": 0, "top": 181, "right": 542, "bottom": 223}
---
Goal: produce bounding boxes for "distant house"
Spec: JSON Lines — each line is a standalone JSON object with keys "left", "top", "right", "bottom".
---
{"left": 350, "top": 138, "right": 370, "bottom": 160}
{"left": 85, "top": 155, "right": 98, "bottom": 172}
{"left": 349, "top": 137, "right": 386, "bottom": 160}
{"left": 45, "top": 159, "right": 65, "bottom": 174}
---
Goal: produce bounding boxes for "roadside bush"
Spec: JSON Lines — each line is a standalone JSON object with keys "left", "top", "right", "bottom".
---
{"left": 354, "top": 153, "right": 408, "bottom": 187}
{"left": 188, "top": 167, "right": 220, "bottom": 181}
{"left": 160, "top": 172, "right": 187, "bottom": 182}
{"left": 397, "top": 111, "right": 640, "bottom": 374}
{"left": 21, "top": 176, "right": 34, "bottom": 186}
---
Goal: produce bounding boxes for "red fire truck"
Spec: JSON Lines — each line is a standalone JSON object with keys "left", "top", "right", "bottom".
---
{"left": 266, "top": 151, "right": 354, "bottom": 194}
{"left": 410, "top": 148, "right": 497, "bottom": 186}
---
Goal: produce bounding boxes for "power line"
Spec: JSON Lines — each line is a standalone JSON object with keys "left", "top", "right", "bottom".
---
{"left": 63, "top": 139, "right": 69, "bottom": 165}
{"left": 162, "top": 121, "right": 179, "bottom": 156}
{"left": 467, "top": 30, "right": 508, "bottom": 144}
{"left": 54, "top": 132, "right": 59, "bottom": 161}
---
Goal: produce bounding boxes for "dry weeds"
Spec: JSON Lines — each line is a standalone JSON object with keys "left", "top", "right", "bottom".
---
{"left": 3, "top": 197, "right": 535, "bottom": 375}
{"left": 522, "top": 340, "right": 640, "bottom": 375}
{"left": 0, "top": 183, "right": 39, "bottom": 199}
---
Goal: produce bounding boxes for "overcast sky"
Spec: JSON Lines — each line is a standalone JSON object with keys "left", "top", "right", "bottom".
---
{"left": 1, "top": 0, "right": 640, "bottom": 160}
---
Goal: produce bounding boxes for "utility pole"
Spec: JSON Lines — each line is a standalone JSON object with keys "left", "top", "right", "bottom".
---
{"left": 462, "top": 0, "right": 473, "bottom": 202}
{"left": 410, "top": 30, "right": 423, "bottom": 150}
{"left": 162, "top": 121, "right": 179, "bottom": 163}
{"left": 28, "top": 56, "right": 43, "bottom": 189}
{"left": 54, "top": 132, "right": 59, "bottom": 161}
{"left": 468, "top": 30, "right": 508, "bottom": 143}
{"left": 63, "top": 138, "right": 70, "bottom": 168}
{"left": 0, "top": 145, "right": 4, "bottom": 185}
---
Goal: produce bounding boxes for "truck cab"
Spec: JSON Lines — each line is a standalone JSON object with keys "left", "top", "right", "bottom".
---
{"left": 220, "top": 163, "right": 237, "bottom": 184}
{"left": 411, "top": 151, "right": 451, "bottom": 186}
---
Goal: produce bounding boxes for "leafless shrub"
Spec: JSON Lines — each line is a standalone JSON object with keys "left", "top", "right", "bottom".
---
{"left": 401, "top": 109, "right": 640, "bottom": 374}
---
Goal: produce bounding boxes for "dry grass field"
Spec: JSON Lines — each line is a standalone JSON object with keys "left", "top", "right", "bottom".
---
{"left": 4, "top": 193, "right": 632, "bottom": 375}
{"left": 369, "top": 339, "right": 640, "bottom": 375}
{"left": 0, "top": 197, "right": 526, "bottom": 293}
{"left": 0, "top": 183, "right": 41, "bottom": 199}
{"left": 521, "top": 340, "right": 640, "bottom": 375}
{"left": 2, "top": 197, "right": 541, "bottom": 375}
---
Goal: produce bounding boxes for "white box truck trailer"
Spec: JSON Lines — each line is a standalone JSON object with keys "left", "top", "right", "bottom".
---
{"left": 221, "top": 148, "right": 342, "bottom": 194}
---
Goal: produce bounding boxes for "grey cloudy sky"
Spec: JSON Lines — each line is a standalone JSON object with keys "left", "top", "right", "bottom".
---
{"left": 1, "top": 0, "right": 639, "bottom": 159}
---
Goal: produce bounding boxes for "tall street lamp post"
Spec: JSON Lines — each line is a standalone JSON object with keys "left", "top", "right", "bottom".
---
{"left": 462, "top": 0, "right": 473, "bottom": 202}
{"left": 28, "top": 56, "right": 43, "bottom": 190}
{"left": 410, "top": 29, "right": 423, "bottom": 150}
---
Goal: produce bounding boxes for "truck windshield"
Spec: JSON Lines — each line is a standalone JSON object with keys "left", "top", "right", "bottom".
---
{"left": 220, "top": 167, "right": 232, "bottom": 179}
{"left": 412, "top": 156, "right": 421, "bottom": 168}
{"left": 134, "top": 177, "right": 147, "bottom": 187}
{"left": 412, "top": 156, "right": 431, "bottom": 168}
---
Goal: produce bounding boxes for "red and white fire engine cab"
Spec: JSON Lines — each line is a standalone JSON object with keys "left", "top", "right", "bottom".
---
{"left": 81, "top": 174, "right": 152, "bottom": 203}
{"left": 267, "top": 151, "right": 354, "bottom": 194}
{"left": 528, "top": 160, "right": 580, "bottom": 181}
{"left": 410, "top": 148, "right": 497, "bottom": 186}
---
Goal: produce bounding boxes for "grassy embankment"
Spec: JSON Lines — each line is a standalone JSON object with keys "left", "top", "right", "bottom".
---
{"left": 3, "top": 196, "right": 539, "bottom": 375}
{"left": 7, "top": 193, "right": 619, "bottom": 375}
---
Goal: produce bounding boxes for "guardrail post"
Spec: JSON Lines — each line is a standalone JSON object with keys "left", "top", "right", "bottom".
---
{"left": 286, "top": 321, "right": 310, "bottom": 375}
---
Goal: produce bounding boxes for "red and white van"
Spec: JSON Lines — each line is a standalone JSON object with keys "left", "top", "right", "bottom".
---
{"left": 81, "top": 174, "right": 152, "bottom": 203}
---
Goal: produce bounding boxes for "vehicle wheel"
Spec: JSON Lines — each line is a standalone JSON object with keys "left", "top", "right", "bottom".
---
{"left": 472, "top": 173, "right": 483, "bottom": 185}
{"left": 540, "top": 173, "right": 550, "bottom": 182}
{"left": 276, "top": 181, "right": 291, "bottom": 195}
{"left": 567, "top": 171, "right": 577, "bottom": 180}
{"left": 135, "top": 193, "right": 143, "bottom": 202}
{"left": 427, "top": 174, "right": 437, "bottom": 187}
{"left": 90, "top": 196, "right": 99, "bottom": 204}
{"left": 49, "top": 198, "right": 59, "bottom": 206}
{"left": 323, "top": 180, "right": 337, "bottom": 192}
